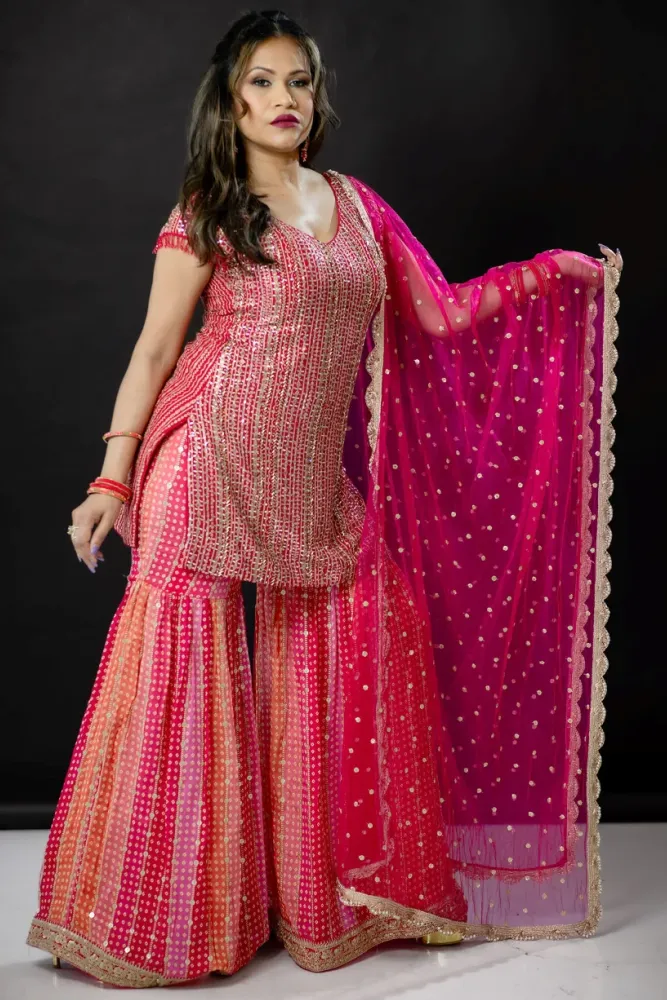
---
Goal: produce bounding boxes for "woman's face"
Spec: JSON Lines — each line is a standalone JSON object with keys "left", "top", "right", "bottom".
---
{"left": 234, "top": 36, "right": 314, "bottom": 157}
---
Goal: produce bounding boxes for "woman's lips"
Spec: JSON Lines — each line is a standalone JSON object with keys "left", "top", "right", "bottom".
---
{"left": 271, "top": 116, "right": 300, "bottom": 128}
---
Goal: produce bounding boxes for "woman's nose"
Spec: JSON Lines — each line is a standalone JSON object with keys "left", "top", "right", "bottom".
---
{"left": 275, "top": 84, "right": 297, "bottom": 106}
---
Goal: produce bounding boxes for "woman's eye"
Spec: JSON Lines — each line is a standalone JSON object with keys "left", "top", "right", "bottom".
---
{"left": 250, "top": 77, "right": 310, "bottom": 88}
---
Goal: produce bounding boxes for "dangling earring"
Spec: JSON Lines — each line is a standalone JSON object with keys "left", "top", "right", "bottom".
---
{"left": 300, "top": 136, "right": 310, "bottom": 163}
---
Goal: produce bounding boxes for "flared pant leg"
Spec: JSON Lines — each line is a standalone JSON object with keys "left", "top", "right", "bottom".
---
{"left": 26, "top": 424, "right": 270, "bottom": 986}
{"left": 252, "top": 578, "right": 435, "bottom": 971}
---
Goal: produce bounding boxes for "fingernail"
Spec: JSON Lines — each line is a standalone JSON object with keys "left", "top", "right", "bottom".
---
{"left": 88, "top": 566, "right": 96, "bottom": 573}
{"left": 91, "top": 544, "right": 99, "bottom": 554}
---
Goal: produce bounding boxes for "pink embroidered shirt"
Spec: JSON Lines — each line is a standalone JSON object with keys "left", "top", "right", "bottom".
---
{"left": 116, "top": 170, "right": 386, "bottom": 586}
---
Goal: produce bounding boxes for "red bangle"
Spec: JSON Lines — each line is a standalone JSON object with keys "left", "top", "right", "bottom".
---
{"left": 527, "top": 261, "right": 550, "bottom": 297}
{"left": 93, "top": 477, "right": 130, "bottom": 488}
{"left": 88, "top": 479, "right": 132, "bottom": 500}
{"left": 87, "top": 477, "right": 132, "bottom": 503}
{"left": 102, "top": 430, "right": 143, "bottom": 443}
{"left": 508, "top": 266, "right": 527, "bottom": 307}
{"left": 87, "top": 486, "right": 130, "bottom": 503}
{"left": 92, "top": 477, "right": 131, "bottom": 493}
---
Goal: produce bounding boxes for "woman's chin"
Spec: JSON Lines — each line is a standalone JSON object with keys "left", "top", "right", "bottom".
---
{"left": 247, "top": 134, "right": 303, "bottom": 158}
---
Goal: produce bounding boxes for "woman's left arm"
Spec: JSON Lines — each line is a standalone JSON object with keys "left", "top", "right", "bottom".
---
{"left": 351, "top": 177, "right": 621, "bottom": 338}
{"left": 457, "top": 247, "right": 622, "bottom": 328}
{"left": 397, "top": 233, "right": 611, "bottom": 338}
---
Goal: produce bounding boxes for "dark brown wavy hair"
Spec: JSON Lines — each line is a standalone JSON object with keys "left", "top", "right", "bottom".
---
{"left": 176, "top": 9, "right": 340, "bottom": 267}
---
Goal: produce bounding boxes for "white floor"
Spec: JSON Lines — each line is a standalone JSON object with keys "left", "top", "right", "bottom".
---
{"left": 2, "top": 823, "right": 665, "bottom": 999}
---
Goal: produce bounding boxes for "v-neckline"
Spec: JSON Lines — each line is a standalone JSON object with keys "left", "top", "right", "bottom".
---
{"left": 271, "top": 171, "right": 341, "bottom": 247}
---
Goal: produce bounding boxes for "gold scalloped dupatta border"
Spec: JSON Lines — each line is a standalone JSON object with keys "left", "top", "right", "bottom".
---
{"left": 333, "top": 172, "right": 385, "bottom": 472}
{"left": 584, "top": 257, "right": 621, "bottom": 932}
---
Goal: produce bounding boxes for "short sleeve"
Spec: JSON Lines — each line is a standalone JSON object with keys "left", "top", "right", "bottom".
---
{"left": 152, "top": 203, "right": 197, "bottom": 257}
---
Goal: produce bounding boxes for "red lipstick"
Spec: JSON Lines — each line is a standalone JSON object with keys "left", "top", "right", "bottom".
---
{"left": 271, "top": 114, "right": 300, "bottom": 128}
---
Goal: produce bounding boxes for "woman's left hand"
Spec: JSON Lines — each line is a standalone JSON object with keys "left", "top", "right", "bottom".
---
{"left": 598, "top": 244, "right": 624, "bottom": 272}
{"left": 553, "top": 246, "right": 623, "bottom": 288}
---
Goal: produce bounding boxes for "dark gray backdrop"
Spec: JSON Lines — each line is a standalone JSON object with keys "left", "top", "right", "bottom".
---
{"left": 2, "top": 0, "right": 664, "bottom": 827}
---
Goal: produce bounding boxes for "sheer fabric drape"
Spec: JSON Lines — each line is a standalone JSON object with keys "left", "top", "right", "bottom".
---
{"left": 337, "top": 174, "right": 620, "bottom": 937}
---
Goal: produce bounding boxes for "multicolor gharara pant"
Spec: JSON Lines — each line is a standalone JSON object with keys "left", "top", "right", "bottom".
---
{"left": 26, "top": 423, "right": 438, "bottom": 987}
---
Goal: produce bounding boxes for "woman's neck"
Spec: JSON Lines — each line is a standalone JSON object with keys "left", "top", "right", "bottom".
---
{"left": 245, "top": 145, "right": 309, "bottom": 195}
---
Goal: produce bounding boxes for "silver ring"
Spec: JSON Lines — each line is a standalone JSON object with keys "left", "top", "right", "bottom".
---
{"left": 67, "top": 524, "right": 78, "bottom": 539}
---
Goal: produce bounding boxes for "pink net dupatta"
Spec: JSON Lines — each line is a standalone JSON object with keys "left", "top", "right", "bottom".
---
{"left": 337, "top": 173, "right": 621, "bottom": 939}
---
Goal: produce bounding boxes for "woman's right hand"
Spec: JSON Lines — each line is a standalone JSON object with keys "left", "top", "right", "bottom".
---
{"left": 70, "top": 493, "right": 123, "bottom": 572}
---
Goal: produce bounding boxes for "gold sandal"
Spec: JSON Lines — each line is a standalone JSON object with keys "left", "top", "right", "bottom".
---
{"left": 420, "top": 930, "right": 464, "bottom": 945}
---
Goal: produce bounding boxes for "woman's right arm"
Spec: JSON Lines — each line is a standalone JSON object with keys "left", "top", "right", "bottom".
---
{"left": 71, "top": 246, "right": 214, "bottom": 571}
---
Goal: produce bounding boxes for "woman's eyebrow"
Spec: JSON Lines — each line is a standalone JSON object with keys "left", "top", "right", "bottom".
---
{"left": 247, "top": 66, "right": 309, "bottom": 74}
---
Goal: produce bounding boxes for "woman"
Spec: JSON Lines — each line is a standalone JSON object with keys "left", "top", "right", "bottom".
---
{"left": 26, "top": 8, "right": 622, "bottom": 988}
